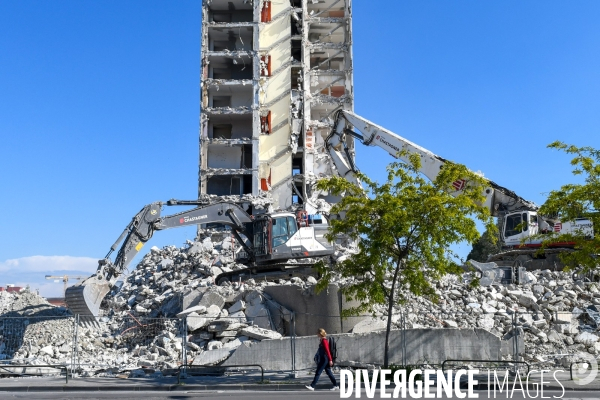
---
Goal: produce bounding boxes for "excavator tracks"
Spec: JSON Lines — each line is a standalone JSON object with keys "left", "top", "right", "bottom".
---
{"left": 486, "top": 248, "right": 574, "bottom": 271}
{"left": 215, "top": 263, "right": 318, "bottom": 285}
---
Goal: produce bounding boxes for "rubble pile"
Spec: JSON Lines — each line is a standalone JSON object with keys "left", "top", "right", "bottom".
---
{"left": 389, "top": 269, "right": 600, "bottom": 365}
{"left": 3, "top": 236, "right": 600, "bottom": 372}
{"left": 100, "top": 234, "right": 309, "bottom": 368}
{"left": 0, "top": 290, "right": 72, "bottom": 362}
{"left": 0, "top": 290, "right": 54, "bottom": 315}
{"left": 0, "top": 236, "right": 303, "bottom": 371}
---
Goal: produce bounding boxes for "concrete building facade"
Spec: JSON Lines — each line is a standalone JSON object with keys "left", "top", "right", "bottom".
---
{"left": 200, "top": 0, "right": 354, "bottom": 213}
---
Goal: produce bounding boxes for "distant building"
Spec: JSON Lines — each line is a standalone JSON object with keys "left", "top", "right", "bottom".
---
{"left": 46, "top": 298, "right": 66, "bottom": 307}
{"left": 0, "top": 285, "right": 23, "bottom": 293}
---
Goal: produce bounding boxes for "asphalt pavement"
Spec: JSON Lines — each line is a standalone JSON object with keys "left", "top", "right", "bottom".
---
{"left": 0, "top": 390, "right": 599, "bottom": 400}
{"left": 0, "top": 369, "right": 599, "bottom": 399}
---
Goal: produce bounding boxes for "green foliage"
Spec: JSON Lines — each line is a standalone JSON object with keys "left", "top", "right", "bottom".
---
{"left": 315, "top": 151, "right": 495, "bottom": 366}
{"left": 467, "top": 226, "right": 502, "bottom": 262}
{"left": 538, "top": 142, "right": 600, "bottom": 271}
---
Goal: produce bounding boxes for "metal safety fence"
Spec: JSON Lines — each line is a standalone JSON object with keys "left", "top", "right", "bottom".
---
{"left": 2, "top": 307, "right": 596, "bottom": 381}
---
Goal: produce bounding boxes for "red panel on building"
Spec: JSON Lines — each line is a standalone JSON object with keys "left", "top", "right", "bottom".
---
{"left": 261, "top": 1, "right": 272, "bottom": 22}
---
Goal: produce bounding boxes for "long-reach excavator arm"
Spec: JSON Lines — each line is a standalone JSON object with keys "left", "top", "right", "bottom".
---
{"left": 100, "top": 201, "right": 254, "bottom": 282}
{"left": 327, "top": 110, "right": 594, "bottom": 274}
{"left": 66, "top": 200, "right": 254, "bottom": 318}
{"left": 326, "top": 109, "right": 538, "bottom": 216}
{"left": 66, "top": 200, "right": 334, "bottom": 318}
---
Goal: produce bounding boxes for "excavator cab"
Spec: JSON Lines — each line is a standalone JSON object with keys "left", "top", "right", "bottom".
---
{"left": 503, "top": 211, "right": 540, "bottom": 247}
{"left": 250, "top": 212, "right": 333, "bottom": 263}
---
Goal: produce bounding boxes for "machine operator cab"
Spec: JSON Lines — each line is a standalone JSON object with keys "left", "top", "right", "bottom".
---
{"left": 502, "top": 210, "right": 593, "bottom": 248}
{"left": 502, "top": 211, "right": 542, "bottom": 248}
{"left": 251, "top": 211, "right": 334, "bottom": 263}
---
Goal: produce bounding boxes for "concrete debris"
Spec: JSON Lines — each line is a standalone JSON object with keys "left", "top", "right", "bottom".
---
{"left": 195, "top": 193, "right": 273, "bottom": 211}
{"left": 228, "top": 300, "right": 245, "bottom": 314}
{"left": 0, "top": 236, "right": 307, "bottom": 371}
{"left": 192, "top": 348, "right": 232, "bottom": 366}
{"left": 3, "top": 241, "right": 600, "bottom": 373}
{"left": 240, "top": 326, "right": 282, "bottom": 340}
{"left": 393, "top": 268, "right": 600, "bottom": 366}
{"left": 351, "top": 317, "right": 387, "bottom": 334}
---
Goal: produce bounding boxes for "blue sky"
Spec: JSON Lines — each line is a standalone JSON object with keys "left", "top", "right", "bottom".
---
{"left": 1, "top": 1, "right": 599, "bottom": 297}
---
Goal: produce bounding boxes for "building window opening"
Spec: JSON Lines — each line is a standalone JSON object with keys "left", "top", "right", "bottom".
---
{"left": 212, "top": 68, "right": 232, "bottom": 79}
{"left": 210, "top": 10, "right": 253, "bottom": 23}
{"left": 260, "top": 111, "right": 272, "bottom": 134}
{"left": 291, "top": 16, "right": 301, "bottom": 36}
{"left": 213, "top": 124, "right": 232, "bottom": 139}
{"left": 212, "top": 12, "right": 232, "bottom": 22}
{"left": 242, "top": 175, "right": 252, "bottom": 194}
{"left": 242, "top": 144, "right": 252, "bottom": 168}
{"left": 207, "top": 175, "right": 252, "bottom": 196}
{"left": 292, "top": 157, "right": 303, "bottom": 175}
{"left": 212, "top": 96, "right": 231, "bottom": 108}
{"left": 291, "top": 40, "right": 302, "bottom": 61}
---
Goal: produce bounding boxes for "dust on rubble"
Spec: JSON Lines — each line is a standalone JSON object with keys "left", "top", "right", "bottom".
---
{"left": 2, "top": 240, "right": 600, "bottom": 375}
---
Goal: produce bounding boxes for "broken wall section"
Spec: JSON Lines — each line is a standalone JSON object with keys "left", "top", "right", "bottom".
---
{"left": 258, "top": 0, "right": 294, "bottom": 210}
{"left": 200, "top": 0, "right": 260, "bottom": 199}
{"left": 200, "top": 0, "right": 354, "bottom": 216}
{"left": 301, "top": 0, "right": 354, "bottom": 214}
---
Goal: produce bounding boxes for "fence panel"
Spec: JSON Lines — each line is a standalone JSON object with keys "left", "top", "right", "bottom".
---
{"left": 72, "top": 315, "right": 184, "bottom": 374}
{"left": 0, "top": 316, "right": 76, "bottom": 369}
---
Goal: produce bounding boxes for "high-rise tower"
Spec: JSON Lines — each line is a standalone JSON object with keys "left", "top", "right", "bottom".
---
{"left": 200, "top": 0, "right": 354, "bottom": 213}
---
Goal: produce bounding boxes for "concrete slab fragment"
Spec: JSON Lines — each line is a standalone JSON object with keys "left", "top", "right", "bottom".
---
{"left": 177, "top": 305, "right": 207, "bottom": 318}
{"left": 240, "top": 326, "right": 282, "bottom": 340}
{"left": 351, "top": 318, "right": 386, "bottom": 334}
{"left": 192, "top": 348, "right": 232, "bottom": 366}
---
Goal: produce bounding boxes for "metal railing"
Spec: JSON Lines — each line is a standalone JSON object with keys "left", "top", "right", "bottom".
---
{"left": 177, "top": 363, "right": 265, "bottom": 384}
{"left": 0, "top": 364, "right": 71, "bottom": 383}
{"left": 0, "top": 308, "right": 534, "bottom": 381}
{"left": 569, "top": 361, "right": 596, "bottom": 381}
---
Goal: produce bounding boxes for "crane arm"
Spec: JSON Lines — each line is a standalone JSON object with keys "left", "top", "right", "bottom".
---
{"left": 326, "top": 109, "right": 538, "bottom": 216}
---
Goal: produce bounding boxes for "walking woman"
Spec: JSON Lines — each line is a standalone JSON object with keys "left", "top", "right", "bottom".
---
{"left": 305, "top": 328, "right": 338, "bottom": 391}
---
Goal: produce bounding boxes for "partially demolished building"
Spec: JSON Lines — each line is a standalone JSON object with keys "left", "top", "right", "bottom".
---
{"left": 200, "top": 0, "right": 354, "bottom": 213}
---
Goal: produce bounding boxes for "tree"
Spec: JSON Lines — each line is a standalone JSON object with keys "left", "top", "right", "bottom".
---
{"left": 467, "top": 226, "right": 502, "bottom": 262}
{"left": 315, "top": 152, "right": 496, "bottom": 368}
{"left": 538, "top": 142, "right": 600, "bottom": 271}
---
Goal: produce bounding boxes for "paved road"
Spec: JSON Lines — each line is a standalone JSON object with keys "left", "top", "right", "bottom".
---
{"left": 0, "top": 390, "right": 598, "bottom": 400}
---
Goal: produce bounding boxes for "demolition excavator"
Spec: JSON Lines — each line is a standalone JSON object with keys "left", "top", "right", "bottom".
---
{"left": 65, "top": 199, "right": 333, "bottom": 317}
{"left": 67, "top": 110, "right": 593, "bottom": 318}
{"left": 325, "top": 109, "right": 593, "bottom": 273}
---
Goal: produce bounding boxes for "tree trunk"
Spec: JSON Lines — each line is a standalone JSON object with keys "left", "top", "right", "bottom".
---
{"left": 383, "top": 260, "right": 402, "bottom": 368}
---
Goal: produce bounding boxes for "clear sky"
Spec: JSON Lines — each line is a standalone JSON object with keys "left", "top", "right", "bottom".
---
{"left": 1, "top": 1, "right": 599, "bottom": 297}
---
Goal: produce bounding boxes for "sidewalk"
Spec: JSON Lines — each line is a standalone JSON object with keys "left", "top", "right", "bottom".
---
{"left": 0, "top": 371, "right": 326, "bottom": 392}
{"left": 472, "top": 370, "right": 600, "bottom": 393}
{"left": 0, "top": 370, "right": 598, "bottom": 393}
